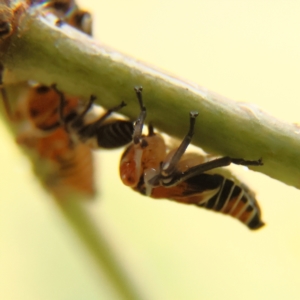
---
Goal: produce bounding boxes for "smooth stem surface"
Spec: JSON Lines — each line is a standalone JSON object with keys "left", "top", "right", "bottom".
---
{"left": 1, "top": 4, "right": 300, "bottom": 187}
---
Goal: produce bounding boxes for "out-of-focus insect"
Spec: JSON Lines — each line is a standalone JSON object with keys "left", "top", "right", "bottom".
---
{"left": 6, "top": 84, "right": 95, "bottom": 196}
{"left": 0, "top": 4, "right": 13, "bottom": 39}
{"left": 120, "top": 87, "right": 264, "bottom": 230}
{"left": 17, "top": 126, "right": 95, "bottom": 196}
{"left": 0, "top": 1, "right": 96, "bottom": 197}
{"left": 0, "top": 0, "right": 91, "bottom": 43}
{"left": 0, "top": 0, "right": 27, "bottom": 40}
{"left": 37, "top": 0, "right": 92, "bottom": 35}
{"left": 1, "top": 79, "right": 134, "bottom": 197}
{"left": 15, "top": 84, "right": 133, "bottom": 196}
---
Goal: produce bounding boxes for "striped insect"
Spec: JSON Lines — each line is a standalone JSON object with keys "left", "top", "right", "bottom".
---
{"left": 120, "top": 87, "right": 264, "bottom": 229}
{"left": 52, "top": 85, "right": 134, "bottom": 149}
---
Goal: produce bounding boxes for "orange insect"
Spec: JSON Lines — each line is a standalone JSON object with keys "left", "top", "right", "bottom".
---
{"left": 0, "top": 3, "right": 13, "bottom": 39}
{"left": 2, "top": 82, "right": 133, "bottom": 197}
{"left": 17, "top": 126, "right": 95, "bottom": 197}
{"left": 0, "top": 0, "right": 133, "bottom": 197}
{"left": 10, "top": 84, "right": 95, "bottom": 196}
{"left": 0, "top": 1, "right": 27, "bottom": 40}
{"left": 120, "top": 87, "right": 264, "bottom": 229}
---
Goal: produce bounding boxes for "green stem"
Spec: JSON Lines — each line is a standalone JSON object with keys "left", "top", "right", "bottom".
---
{"left": 1, "top": 1, "right": 299, "bottom": 298}
{"left": 2, "top": 3, "right": 300, "bottom": 188}
{"left": 56, "top": 199, "right": 143, "bottom": 300}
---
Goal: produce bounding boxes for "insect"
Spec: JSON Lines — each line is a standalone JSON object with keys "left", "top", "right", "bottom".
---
{"left": 120, "top": 87, "right": 264, "bottom": 229}
{"left": 38, "top": 0, "right": 92, "bottom": 35}
{"left": 8, "top": 84, "right": 94, "bottom": 196}
{"left": 2, "top": 82, "right": 133, "bottom": 197}
{"left": 52, "top": 85, "right": 134, "bottom": 149}
{"left": 17, "top": 126, "right": 95, "bottom": 197}
{"left": 0, "top": 0, "right": 132, "bottom": 197}
{"left": 0, "top": 1, "right": 27, "bottom": 41}
{"left": 0, "top": 5, "right": 13, "bottom": 39}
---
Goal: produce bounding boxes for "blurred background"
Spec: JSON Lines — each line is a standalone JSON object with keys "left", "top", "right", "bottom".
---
{"left": 1, "top": 0, "right": 300, "bottom": 299}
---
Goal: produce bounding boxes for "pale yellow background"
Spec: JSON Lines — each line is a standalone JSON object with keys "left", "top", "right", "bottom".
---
{"left": 1, "top": 1, "right": 300, "bottom": 299}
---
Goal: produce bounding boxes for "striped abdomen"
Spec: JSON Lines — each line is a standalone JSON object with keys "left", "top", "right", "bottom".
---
{"left": 195, "top": 174, "right": 264, "bottom": 230}
{"left": 149, "top": 173, "right": 264, "bottom": 230}
{"left": 96, "top": 121, "right": 134, "bottom": 148}
{"left": 76, "top": 120, "right": 134, "bottom": 149}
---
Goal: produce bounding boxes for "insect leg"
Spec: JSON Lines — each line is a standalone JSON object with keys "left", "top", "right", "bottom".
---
{"left": 90, "top": 100, "right": 127, "bottom": 126}
{"left": 161, "top": 111, "right": 199, "bottom": 176}
{"left": 147, "top": 122, "right": 154, "bottom": 136}
{"left": 51, "top": 84, "right": 70, "bottom": 128}
{"left": 75, "top": 94, "right": 96, "bottom": 120}
{"left": 52, "top": 84, "right": 96, "bottom": 128}
{"left": 230, "top": 157, "right": 263, "bottom": 166}
{"left": 133, "top": 86, "right": 146, "bottom": 144}
{"left": 169, "top": 156, "right": 263, "bottom": 185}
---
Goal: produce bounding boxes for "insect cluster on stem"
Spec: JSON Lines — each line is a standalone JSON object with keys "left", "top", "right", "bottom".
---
{"left": 0, "top": 0, "right": 265, "bottom": 229}
{"left": 0, "top": 0, "right": 133, "bottom": 197}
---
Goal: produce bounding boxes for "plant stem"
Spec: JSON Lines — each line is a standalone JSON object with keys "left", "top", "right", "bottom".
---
{"left": 1, "top": 4, "right": 300, "bottom": 187}
{"left": 56, "top": 199, "right": 143, "bottom": 300}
